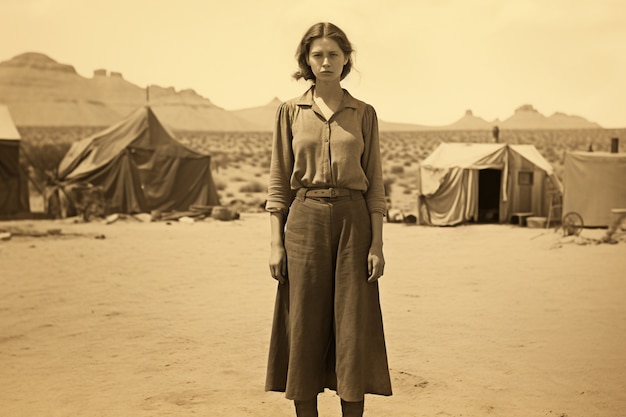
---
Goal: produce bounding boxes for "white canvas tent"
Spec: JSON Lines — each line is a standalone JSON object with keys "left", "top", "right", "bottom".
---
{"left": 417, "top": 143, "right": 562, "bottom": 226}
{"left": 563, "top": 151, "right": 626, "bottom": 227}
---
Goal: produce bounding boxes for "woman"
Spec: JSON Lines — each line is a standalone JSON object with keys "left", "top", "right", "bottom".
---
{"left": 265, "top": 22, "right": 392, "bottom": 417}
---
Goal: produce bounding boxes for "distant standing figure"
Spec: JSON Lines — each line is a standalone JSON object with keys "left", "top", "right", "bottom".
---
{"left": 265, "top": 22, "right": 392, "bottom": 417}
{"left": 492, "top": 125, "right": 500, "bottom": 143}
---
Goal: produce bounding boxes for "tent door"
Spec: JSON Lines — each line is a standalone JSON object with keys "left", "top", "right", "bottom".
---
{"left": 477, "top": 168, "right": 501, "bottom": 223}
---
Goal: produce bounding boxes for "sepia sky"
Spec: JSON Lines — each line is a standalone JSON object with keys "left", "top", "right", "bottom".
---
{"left": 0, "top": 0, "right": 624, "bottom": 127}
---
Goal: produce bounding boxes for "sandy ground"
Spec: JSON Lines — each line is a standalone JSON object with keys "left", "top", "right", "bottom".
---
{"left": 1, "top": 214, "right": 625, "bottom": 417}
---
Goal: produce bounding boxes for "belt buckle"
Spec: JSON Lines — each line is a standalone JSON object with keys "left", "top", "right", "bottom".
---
{"left": 330, "top": 188, "right": 337, "bottom": 198}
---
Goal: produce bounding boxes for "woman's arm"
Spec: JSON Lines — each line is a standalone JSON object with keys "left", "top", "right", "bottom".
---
{"left": 267, "top": 102, "right": 293, "bottom": 284}
{"left": 367, "top": 211, "right": 385, "bottom": 283}
{"left": 269, "top": 211, "right": 287, "bottom": 284}
{"left": 361, "top": 105, "right": 386, "bottom": 283}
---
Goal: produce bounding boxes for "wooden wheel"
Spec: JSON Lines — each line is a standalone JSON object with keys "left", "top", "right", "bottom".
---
{"left": 561, "top": 212, "right": 584, "bottom": 236}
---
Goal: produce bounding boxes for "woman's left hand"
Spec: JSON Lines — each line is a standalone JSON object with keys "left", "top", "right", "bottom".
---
{"left": 367, "top": 246, "right": 385, "bottom": 283}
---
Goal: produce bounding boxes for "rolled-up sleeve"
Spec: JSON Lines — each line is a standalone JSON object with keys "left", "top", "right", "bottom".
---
{"left": 265, "top": 103, "right": 295, "bottom": 215}
{"left": 361, "top": 105, "right": 387, "bottom": 216}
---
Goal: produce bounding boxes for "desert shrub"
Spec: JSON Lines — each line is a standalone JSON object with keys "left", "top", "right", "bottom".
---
{"left": 210, "top": 153, "right": 230, "bottom": 170}
{"left": 409, "top": 154, "right": 421, "bottom": 164}
{"left": 214, "top": 179, "right": 227, "bottom": 191}
{"left": 239, "top": 180, "right": 266, "bottom": 193}
{"left": 390, "top": 165, "right": 405, "bottom": 175}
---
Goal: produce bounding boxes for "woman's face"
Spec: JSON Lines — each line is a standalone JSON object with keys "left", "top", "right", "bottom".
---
{"left": 306, "top": 37, "right": 349, "bottom": 82}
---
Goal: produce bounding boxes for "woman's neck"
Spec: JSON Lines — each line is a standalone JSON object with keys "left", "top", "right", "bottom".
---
{"left": 312, "top": 82, "right": 344, "bottom": 120}
{"left": 313, "top": 81, "right": 343, "bottom": 102}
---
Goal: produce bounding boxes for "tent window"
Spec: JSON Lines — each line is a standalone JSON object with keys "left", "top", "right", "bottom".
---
{"left": 518, "top": 171, "right": 534, "bottom": 186}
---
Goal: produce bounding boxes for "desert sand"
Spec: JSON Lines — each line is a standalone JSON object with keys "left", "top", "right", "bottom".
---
{"left": 1, "top": 213, "right": 625, "bottom": 417}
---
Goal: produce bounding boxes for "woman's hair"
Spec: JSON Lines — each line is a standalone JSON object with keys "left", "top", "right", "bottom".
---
{"left": 293, "top": 22, "right": 354, "bottom": 81}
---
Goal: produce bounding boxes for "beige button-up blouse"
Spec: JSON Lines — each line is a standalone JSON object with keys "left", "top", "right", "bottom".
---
{"left": 266, "top": 87, "right": 386, "bottom": 216}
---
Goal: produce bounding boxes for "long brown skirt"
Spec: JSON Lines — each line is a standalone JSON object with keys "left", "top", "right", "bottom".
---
{"left": 265, "top": 192, "right": 392, "bottom": 402}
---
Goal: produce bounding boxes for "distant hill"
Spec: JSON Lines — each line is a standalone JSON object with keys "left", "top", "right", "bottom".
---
{"left": 0, "top": 52, "right": 258, "bottom": 131}
{"left": 231, "top": 98, "right": 282, "bottom": 132}
{"left": 436, "top": 105, "right": 601, "bottom": 130}
{"left": 0, "top": 52, "right": 603, "bottom": 131}
{"left": 498, "top": 104, "right": 602, "bottom": 129}
{"left": 378, "top": 119, "right": 435, "bottom": 132}
{"left": 444, "top": 110, "right": 495, "bottom": 130}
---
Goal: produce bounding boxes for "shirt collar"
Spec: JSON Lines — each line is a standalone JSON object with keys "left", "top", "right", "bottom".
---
{"left": 296, "top": 86, "right": 358, "bottom": 109}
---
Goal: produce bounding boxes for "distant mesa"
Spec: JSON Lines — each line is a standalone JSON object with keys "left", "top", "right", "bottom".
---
{"left": 0, "top": 52, "right": 606, "bottom": 131}
{"left": 0, "top": 52, "right": 78, "bottom": 74}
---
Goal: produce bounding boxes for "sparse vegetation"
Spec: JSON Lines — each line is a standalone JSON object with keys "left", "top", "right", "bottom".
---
{"left": 390, "top": 165, "right": 405, "bottom": 175}
{"left": 239, "top": 180, "right": 266, "bottom": 193}
{"left": 16, "top": 126, "right": 626, "bottom": 214}
{"left": 214, "top": 179, "right": 227, "bottom": 191}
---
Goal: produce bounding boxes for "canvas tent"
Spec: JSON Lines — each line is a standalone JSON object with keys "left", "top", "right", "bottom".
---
{"left": 57, "top": 106, "right": 220, "bottom": 215}
{"left": 0, "top": 104, "right": 29, "bottom": 216}
{"left": 417, "top": 143, "right": 562, "bottom": 226}
{"left": 563, "top": 151, "right": 626, "bottom": 227}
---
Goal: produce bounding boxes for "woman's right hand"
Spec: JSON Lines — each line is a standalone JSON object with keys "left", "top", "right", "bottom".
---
{"left": 269, "top": 244, "right": 287, "bottom": 284}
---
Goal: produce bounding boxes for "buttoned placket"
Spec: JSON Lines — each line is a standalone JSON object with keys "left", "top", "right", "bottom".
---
{"left": 310, "top": 101, "right": 346, "bottom": 185}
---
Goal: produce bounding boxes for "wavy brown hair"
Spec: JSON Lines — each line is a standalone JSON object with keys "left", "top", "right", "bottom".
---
{"left": 293, "top": 22, "right": 354, "bottom": 81}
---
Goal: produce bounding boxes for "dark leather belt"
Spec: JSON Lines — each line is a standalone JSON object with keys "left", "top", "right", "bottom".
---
{"left": 304, "top": 188, "right": 352, "bottom": 198}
